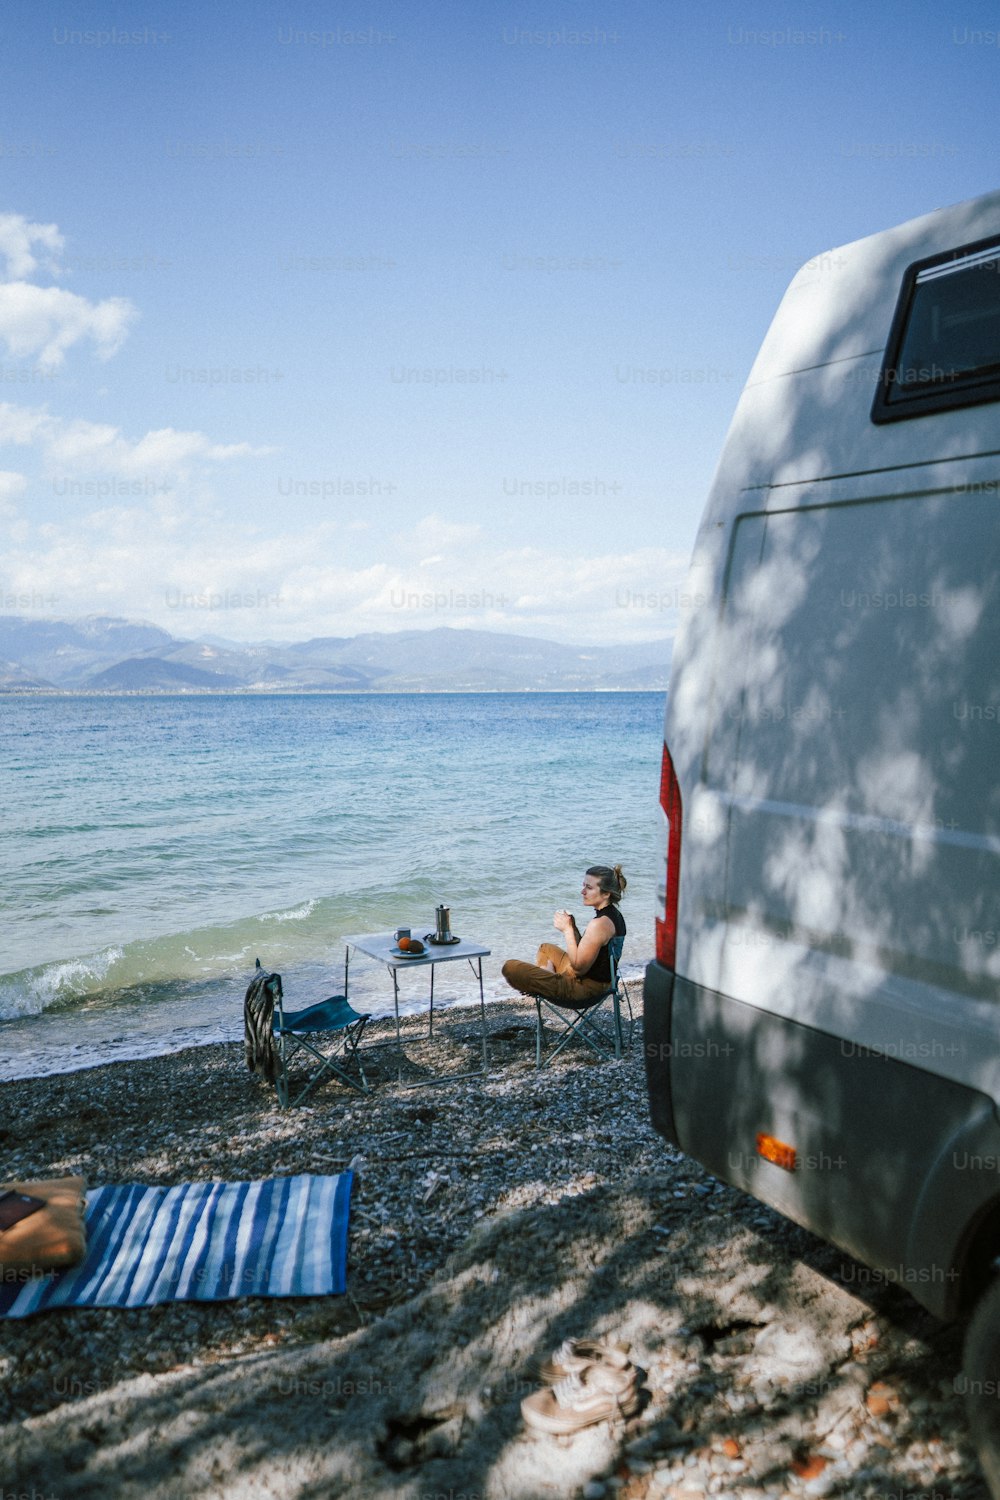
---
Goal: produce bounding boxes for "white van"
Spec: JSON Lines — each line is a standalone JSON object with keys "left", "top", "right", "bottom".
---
{"left": 644, "top": 188, "right": 1000, "bottom": 1486}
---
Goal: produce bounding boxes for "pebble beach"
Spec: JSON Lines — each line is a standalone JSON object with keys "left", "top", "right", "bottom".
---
{"left": 0, "top": 993, "right": 990, "bottom": 1499}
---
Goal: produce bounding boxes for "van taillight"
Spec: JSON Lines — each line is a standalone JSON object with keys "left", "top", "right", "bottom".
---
{"left": 656, "top": 740, "right": 682, "bottom": 970}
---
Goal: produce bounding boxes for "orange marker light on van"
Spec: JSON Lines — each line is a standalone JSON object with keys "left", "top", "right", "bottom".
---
{"left": 756, "top": 1132, "right": 797, "bottom": 1172}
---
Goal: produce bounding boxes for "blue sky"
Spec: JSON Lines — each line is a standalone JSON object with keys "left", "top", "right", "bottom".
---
{"left": 0, "top": 0, "right": 997, "bottom": 645}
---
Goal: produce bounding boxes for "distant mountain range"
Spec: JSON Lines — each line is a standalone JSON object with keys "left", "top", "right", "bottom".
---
{"left": 0, "top": 616, "right": 671, "bottom": 694}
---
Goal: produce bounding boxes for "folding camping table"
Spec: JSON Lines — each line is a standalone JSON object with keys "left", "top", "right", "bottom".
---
{"left": 341, "top": 931, "right": 491, "bottom": 1086}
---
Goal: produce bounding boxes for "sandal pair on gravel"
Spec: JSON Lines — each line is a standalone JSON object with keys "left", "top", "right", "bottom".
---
{"left": 521, "top": 1338, "right": 642, "bottom": 1435}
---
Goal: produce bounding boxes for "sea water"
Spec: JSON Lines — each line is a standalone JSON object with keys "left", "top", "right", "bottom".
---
{"left": 0, "top": 693, "right": 665, "bottom": 1079}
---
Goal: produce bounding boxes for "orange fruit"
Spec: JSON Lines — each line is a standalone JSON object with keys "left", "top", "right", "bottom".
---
{"left": 397, "top": 936, "right": 412, "bottom": 950}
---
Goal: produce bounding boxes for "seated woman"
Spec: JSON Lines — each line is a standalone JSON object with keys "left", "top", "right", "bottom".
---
{"left": 501, "top": 864, "right": 626, "bottom": 1009}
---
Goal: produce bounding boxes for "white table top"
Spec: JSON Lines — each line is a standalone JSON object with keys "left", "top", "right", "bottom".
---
{"left": 342, "top": 931, "right": 491, "bottom": 968}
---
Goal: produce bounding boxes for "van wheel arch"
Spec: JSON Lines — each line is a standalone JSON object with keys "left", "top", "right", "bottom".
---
{"left": 965, "top": 1275, "right": 1000, "bottom": 1499}
{"left": 956, "top": 1198, "right": 1000, "bottom": 1316}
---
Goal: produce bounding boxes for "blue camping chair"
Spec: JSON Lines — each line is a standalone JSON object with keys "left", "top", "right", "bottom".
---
{"left": 244, "top": 959, "right": 371, "bottom": 1107}
{"left": 534, "top": 934, "right": 632, "bottom": 1068}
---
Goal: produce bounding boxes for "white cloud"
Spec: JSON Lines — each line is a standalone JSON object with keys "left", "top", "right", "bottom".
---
{"left": 0, "top": 283, "right": 137, "bottom": 367}
{"left": 0, "top": 402, "right": 51, "bottom": 445}
{"left": 0, "top": 469, "right": 26, "bottom": 518}
{"left": 0, "top": 212, "right": 137, "bottom": 367}
{"left": 45, "top": 418, "right": 271, "bottom": 476}
{"left": 399, "top": 514, "right": 483, "bottom": 551}
{"left": 0, "top": 402, "right": 273, "bottom": 480}
{"left": 0, "top": 499, "right": 687, "bottom": 646}
{"left": 0, "top": 213, "right": 63, "bottom": 280}
{"left": 367, "top": 541, "right": 690, "bottom": 642}
{"left": 0, "top": 470, "right": 26, "bottom": 497}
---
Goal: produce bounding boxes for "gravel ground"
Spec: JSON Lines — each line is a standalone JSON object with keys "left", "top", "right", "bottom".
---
{"left": 0, "top": 992, "right": 989, "bottom": 1499}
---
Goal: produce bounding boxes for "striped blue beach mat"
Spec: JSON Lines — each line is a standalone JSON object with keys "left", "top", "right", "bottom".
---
{"left": 0, "top": 1172, "right": 353, "bottom": 1319}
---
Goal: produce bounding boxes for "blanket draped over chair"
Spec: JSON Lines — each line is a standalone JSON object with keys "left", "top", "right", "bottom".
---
{"left": 244, "top": 963, "right": 282, "bottom": 1082}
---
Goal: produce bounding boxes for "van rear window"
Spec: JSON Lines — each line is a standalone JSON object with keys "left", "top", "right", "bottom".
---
{"left": 871, "top": 235, "right": 1000, "bottom": 423}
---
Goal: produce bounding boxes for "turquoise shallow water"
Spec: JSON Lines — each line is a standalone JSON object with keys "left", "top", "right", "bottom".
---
{"left": 0, "top": 692, "right": 665, "bottom": 1078}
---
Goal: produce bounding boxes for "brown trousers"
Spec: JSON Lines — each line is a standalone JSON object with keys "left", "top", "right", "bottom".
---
{"left": 501, "top": 942, "right": 609, "bottom": 1011}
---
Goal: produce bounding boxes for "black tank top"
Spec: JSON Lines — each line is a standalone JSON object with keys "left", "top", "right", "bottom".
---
{"left": 586, "top": 903, "right": 626, "bottom": 985}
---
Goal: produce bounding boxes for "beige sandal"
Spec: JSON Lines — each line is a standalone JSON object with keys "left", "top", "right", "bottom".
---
{"left": 536, "top": 1336, "right": 633, "bottom": 1385}
{"left": 521, "top": 1363, "right": 641, "bottom": 1434}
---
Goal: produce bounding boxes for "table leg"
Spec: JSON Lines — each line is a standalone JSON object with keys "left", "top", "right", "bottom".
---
{"left": 393, "top": 966, "right": 402, "bottom": 1085}
{"left": 476, "top": 956, "right": 487, "bottom": 1074}
{"left": 429, "top": 962, "right": 435, "bottom": 1038}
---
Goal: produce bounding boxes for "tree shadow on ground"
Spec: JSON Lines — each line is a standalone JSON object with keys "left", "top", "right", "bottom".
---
{"left": 3, "top": 1160, "right": 987, "bottom": 1500}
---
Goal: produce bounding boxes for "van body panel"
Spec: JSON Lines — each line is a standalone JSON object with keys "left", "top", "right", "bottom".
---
{"left": 642, "top": 959, "right": 678, "bottom": 1146}
{"left": 653, "top": 968, "right": 999, "bottom": 1318}
{"left": 724, "top": 355, "right": 1000, "bottom": 492}
{"left": 692, "top": 480, "right": 1000, "bottom": 1106}
{"left": 647, "top": 189, "right": 1000, "bottom": 1317}
{"left": 713, "top": 485, "right": 999, "bottom": 1099}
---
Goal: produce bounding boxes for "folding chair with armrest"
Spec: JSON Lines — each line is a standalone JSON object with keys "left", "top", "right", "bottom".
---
{"left": 534, "top": 933, "right": 632, "bottom": 1068}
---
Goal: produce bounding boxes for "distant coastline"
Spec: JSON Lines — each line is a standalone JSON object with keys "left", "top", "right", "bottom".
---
{"left": 0, "top": 614, "right": 672, "bottom": 695}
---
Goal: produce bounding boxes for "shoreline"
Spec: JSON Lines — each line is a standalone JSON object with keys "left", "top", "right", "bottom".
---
{"left": 0, "top": 956, "right": 653, "bottom": 1083}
